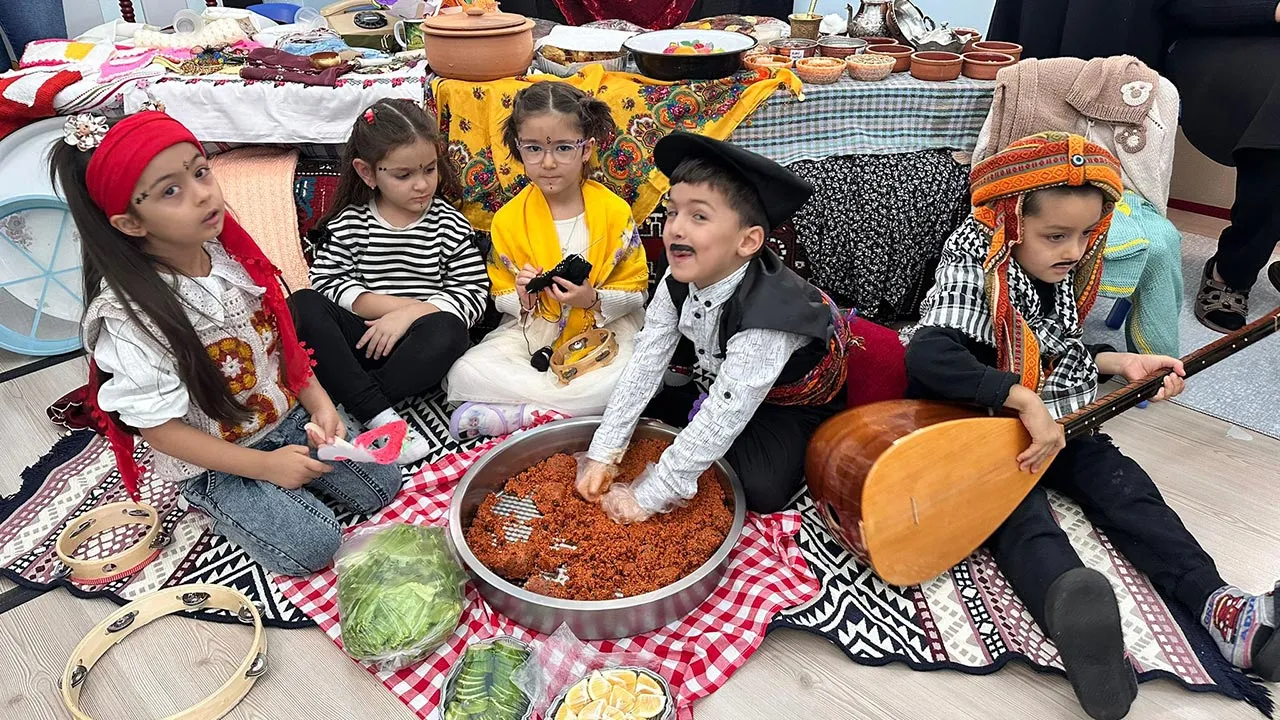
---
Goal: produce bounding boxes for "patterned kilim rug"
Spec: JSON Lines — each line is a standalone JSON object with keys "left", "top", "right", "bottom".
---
{"left": 5, "top": 389, "right": 1275, "bottom": 714}
{"left": 0, "top": 391, "right": 472, "bottom": 628}
{"left": 773, "top": 493, "right": 1274, "bottom": 716}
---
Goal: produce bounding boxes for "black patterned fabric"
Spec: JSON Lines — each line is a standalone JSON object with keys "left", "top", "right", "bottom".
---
{"left": 788, "top": 151, "right": 972, "bottom": 321}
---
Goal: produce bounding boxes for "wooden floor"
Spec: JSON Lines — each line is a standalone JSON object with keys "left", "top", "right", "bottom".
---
{"left": 2, "top": 211, "right": 1277, "bottom": 720}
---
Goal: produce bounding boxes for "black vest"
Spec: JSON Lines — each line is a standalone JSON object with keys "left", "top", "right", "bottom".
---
{"left": 667, "top": 249, "right": 833, "bottom": 387}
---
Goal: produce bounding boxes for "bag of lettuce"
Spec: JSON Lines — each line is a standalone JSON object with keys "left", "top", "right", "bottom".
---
{"left": 336, "top": 523, "right": 467, "bottom": 670}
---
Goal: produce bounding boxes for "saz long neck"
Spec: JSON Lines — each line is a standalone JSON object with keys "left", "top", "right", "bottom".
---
{"left": 1062, "top": 307, "right": 1280, "bottom": 440}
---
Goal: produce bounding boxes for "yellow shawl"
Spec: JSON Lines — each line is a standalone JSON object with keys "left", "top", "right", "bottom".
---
{"left": 430, "top": 65, "right": 802, "bottom": 229}
{"left": 489, "top": 179, "right": 649, "bottom": 349}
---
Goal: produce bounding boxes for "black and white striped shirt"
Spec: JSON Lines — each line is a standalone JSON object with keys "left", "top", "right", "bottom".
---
{"left": 310, "top": 199, "right": 489, "bottom": 327}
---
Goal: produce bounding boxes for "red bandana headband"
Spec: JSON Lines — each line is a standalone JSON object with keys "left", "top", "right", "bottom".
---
{"left": 82, "top": 111, "right": 315, "bottom": 500}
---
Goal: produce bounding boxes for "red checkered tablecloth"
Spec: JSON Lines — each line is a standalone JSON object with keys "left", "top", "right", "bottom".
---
{"left": 275, "top": 431, "right": 819, "bottom": 720}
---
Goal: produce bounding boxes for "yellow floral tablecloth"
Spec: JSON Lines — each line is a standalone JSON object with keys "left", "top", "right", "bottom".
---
{"left": 427, "top": 65, "right": 802, "bottom": 230}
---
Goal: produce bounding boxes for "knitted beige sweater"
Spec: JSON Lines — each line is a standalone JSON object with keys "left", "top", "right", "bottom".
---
{"left": 972, "top": 55, "right": 1179, "bottom": 215}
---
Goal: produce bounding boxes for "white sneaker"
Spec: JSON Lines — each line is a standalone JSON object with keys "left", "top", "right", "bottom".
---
{"left": 396, "top": 425, "right": 434, "bottom": 465}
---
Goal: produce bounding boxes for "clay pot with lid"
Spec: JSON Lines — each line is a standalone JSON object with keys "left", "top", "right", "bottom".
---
{"left": 423, "top": 6, "right": 535, "bottom": 81}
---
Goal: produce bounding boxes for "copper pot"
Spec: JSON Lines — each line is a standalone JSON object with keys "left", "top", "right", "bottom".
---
{"left": 422, "top": 7, "right": 535, "bottom": 82}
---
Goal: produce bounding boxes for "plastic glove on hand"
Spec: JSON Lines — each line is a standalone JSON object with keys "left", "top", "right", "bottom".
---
{"left": 600, "top": 483, "right": 653, "bottom": 524}
{"left": 574, "top": 452, "right": 619, "bottom": 501}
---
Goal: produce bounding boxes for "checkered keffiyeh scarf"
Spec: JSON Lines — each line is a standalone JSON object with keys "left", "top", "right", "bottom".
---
{"left": 921, "top": 218, "right": 1101, "bottom": 418}
{"left": 920, "top": 132, "right": 1124, "bottom": 419}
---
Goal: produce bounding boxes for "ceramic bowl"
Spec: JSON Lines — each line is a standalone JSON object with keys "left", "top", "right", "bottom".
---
{"left": 857, "top": 36, "right": 896, "bottom": 47}
{"left": 795, "top": 56, "right": 847, "bottom": 84}
{"left": 910, "top": 51, "right": 963, "bottom": 81}
{"left": 961, "top": 51, "right": 1015, "bottom": 80}
{"left": 421, "top": 7, "right": 535, "bottom": 82}
{"left": 846, "top": 53, "right": 894, "bottom": 82}
{"left": 954, "top": 27, "right": 982, "bottom": 52}
{"left": 769, "top": 37, "right": 819, "bottom": 61}
{"left": 971, "top": 40, "right": 1023, "bottom": 61}
{"left": 624, "top": 29, "right": 758, "bottom": 81}
{"left": 865, "top": 43, "right": 913, "bottom": 73}
{"left": 818, "top": 35, "right": 867, "bottom": 59}
{"left": 744, "top": 53, "right": 794, "bottom": 75}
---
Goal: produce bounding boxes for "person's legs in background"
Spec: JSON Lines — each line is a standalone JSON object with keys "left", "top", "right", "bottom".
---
{"left": 0, "top": 0, "right": 67, "bottom": 68}
{"left": 1197, "top": 148, "right": 1280, "bottom": 332}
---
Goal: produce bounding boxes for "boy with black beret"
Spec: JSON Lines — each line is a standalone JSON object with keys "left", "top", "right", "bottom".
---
{"left": 576, "top": 132, "right": 856, "bottom": 521}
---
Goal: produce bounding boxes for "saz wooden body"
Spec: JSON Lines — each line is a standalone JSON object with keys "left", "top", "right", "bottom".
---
{"left": 806, "top": 400, "right": 1050, "bottom": 587}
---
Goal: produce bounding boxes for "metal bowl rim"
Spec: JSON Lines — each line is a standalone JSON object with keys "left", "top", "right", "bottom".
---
{"left": 448, "top": 416, "right": 746, "bottom": 613}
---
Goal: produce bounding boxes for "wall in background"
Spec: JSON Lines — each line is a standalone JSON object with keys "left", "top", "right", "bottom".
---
{"left": 792, "top": 0, "right": 995, "bottom": 36}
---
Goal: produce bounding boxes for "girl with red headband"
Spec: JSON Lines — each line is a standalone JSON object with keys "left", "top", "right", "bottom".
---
{"left": 51, "top": 110, "right": 403, "bottom": 576}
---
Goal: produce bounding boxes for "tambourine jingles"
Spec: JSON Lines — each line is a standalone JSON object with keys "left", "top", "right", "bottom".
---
{"left": 61, "top": 584, "right": 267, "bottom": 720}
{"left": 550, "top": 328, "right": 618, "bottom": 385}
{"left": 55, "top": 500, "right": 168, "bottom": 584}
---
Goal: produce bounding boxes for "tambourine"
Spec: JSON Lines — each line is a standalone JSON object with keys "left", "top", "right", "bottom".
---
{"left": 550, "top": 328, "right": 618, "bottom": 385}
{"left": 55, "top": 501, "right": 168, "bottom": 585}
{"left": 61, "top": 584, "right": 267, "bottom": 720}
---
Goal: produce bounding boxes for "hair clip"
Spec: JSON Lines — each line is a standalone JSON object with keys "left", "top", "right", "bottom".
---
{"left": 138, "top": 98, "right": 167, "bottom": 114}
{"left": 63, "top": 114, "right": 109, "bottom": 152}
{"left": 363, "top": 108, "right": 376, "bottom": 124}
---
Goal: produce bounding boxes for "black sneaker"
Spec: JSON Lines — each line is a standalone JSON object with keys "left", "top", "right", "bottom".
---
{"left": 1045, "top": 568, "right": 1138, "bottom": 720}
{"left": 1269, "top": 261, "right": 1280, "bottom": 294}
{"left": 1195, "top": 258, "right": 1248, "bottom": 333}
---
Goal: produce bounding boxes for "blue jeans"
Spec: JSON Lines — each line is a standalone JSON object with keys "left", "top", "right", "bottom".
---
{"left": 182, "top": 406, "right": 404, "bottom": 576}
{"left": 0, "top": 0, "right": 66, "bottom": 68}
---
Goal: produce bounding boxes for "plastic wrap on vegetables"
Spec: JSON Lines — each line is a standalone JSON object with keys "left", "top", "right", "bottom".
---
{"left": 442, "top": 636, "right": 533, "bottom": 720}
{"left": 335, "top": 524, "right": 466, "bottom": 670}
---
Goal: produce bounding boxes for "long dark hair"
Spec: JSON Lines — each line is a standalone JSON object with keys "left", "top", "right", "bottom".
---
{"left": 49, "top": 125, "right": 249, "bottom": 425}
{"left": 318, "top": 98, "right": 459, "bottom": 231}
{"left": 501, "top": 82, "right": 616, "bottom": 160}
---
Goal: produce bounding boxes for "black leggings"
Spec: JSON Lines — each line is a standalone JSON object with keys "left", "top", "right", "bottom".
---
{"left": 1214, "top": 149, "right": 1280, "bottom": 291}
{"left": 289, "top": 289, "right": 470, "bottom": 424}
{"left": 989, "top": 433, "right": 1226, "bottom": 631}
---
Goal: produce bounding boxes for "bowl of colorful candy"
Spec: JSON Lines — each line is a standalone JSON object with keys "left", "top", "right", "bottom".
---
{"left": 623, "top": 29, "right": 757, "bottom": 80}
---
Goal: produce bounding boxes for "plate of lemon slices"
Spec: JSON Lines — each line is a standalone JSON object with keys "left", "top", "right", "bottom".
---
{"left": 548, "top": 667, "right": 673, "bottom": 720}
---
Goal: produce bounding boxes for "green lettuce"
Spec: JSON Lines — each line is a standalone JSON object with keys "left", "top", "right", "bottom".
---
{"left": 336, "top": 524, "right": 466, "bottom": 669}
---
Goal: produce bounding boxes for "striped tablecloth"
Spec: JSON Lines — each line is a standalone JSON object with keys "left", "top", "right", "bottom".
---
{"left": 729, "top": 72, "right": 995, "bottom": 163}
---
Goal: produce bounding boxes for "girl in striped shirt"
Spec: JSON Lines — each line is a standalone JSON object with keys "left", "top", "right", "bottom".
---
{"left": 290, "top": 99, "right": 489, "bottom": 464}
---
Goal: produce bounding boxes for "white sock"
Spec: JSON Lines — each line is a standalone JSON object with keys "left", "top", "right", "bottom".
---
{"left": 366, "top": 408, "right": 431, "bottom": 465}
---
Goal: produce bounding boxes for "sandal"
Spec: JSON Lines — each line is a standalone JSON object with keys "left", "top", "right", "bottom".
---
{"left": 1195, "top": 258, "right": 1249, "bottom": 333}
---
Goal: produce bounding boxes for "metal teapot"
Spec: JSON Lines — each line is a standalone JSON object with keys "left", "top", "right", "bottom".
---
{"left": 846, "top": 0, "right": 892, "bottom": 39}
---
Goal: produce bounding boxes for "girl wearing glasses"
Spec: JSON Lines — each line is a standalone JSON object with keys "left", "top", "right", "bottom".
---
{"left": 446, "top": 82, "right": 649, "bottom": 439}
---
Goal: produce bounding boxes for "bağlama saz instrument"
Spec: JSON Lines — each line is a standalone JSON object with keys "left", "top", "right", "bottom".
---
{"left": 806, "top": 306, "right": 1280, "bottom": 587}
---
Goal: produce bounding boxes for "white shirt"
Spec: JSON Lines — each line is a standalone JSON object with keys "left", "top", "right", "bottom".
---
{"left": 94, "top": 242, "right": 265, "bottom": 429}
{"left": 588, "top": 264, "right": 809, "bottom": 511}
